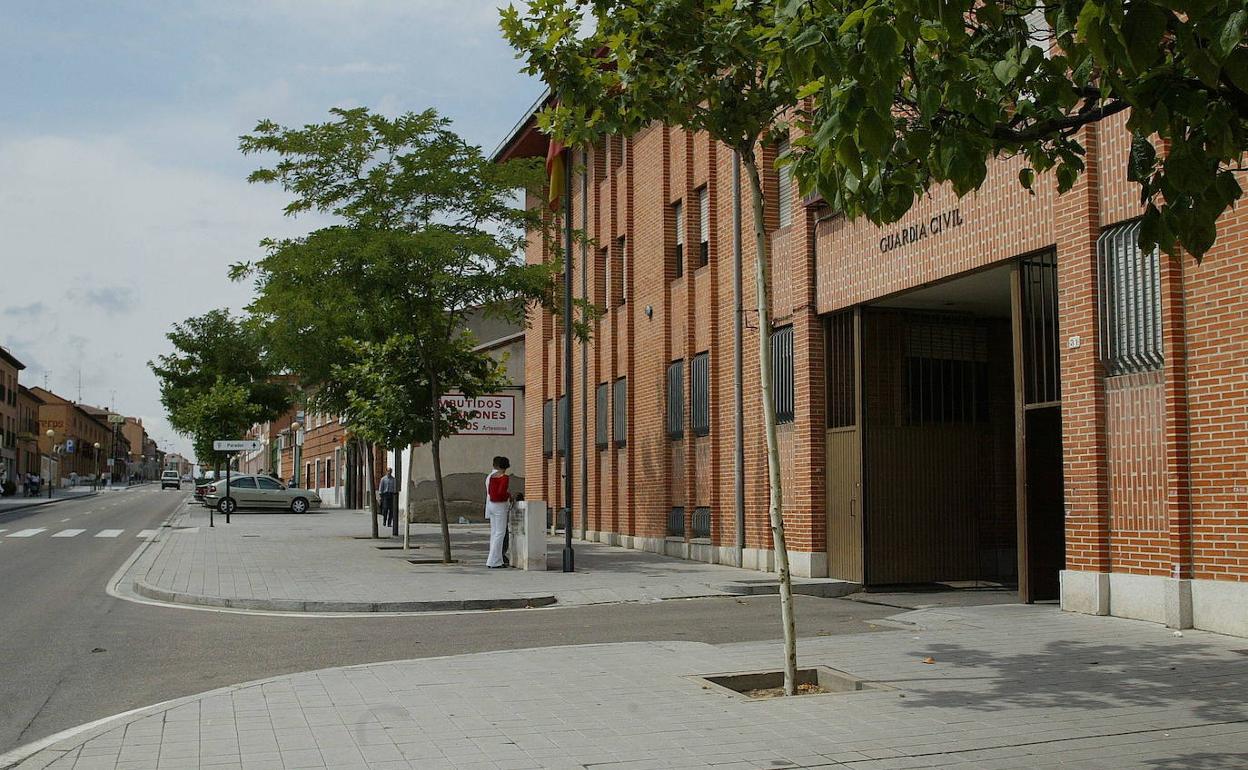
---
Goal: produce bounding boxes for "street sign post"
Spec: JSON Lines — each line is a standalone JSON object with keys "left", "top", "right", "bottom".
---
{"left": 107, "top": 414, "right": 126, "bottom": 424}
{"left": 210, "top": 440, "right": 259, "bottom": 525}
{"left": 212, "top": 440, "right": 261, "bottom": 452}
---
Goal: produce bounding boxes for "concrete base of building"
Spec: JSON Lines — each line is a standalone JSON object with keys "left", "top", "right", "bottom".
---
{"left": 1062, "top": 569, "right": 1246, "bottom": 637}
{"left": 584, "top": 530, "right": 834, "bottom": 579}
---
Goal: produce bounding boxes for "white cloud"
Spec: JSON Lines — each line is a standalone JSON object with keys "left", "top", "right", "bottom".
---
{"left": 0, "top": 133, "right": 312, "bottom": 458}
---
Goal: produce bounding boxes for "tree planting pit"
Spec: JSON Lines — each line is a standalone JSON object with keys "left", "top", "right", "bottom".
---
{"left": 407, "top": 558, "right": 460, "bottom": 565}
{"left": 695, "top": 666, "right": 885, "bottom": 700}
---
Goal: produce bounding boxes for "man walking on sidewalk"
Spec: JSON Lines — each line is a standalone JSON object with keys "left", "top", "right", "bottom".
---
{"left": 379, "top": 468, "right": 397, "bottom": 529}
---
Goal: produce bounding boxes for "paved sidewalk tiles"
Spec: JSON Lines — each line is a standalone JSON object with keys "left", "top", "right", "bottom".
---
{"left": 128, "top": 506, "right": 844, "bottom": 613}
{"left": 10, "top": 604, "right": 1248, "bottom": 769}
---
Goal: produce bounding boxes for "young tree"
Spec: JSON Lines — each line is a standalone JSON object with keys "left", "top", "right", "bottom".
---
{"left": 150, "top": 309, "right": 292, "bottom": 472}
{"left": 235, "top": 107, "right": 557, "bottom": 562}
{"left": 774, "top": 0, "right": 1248, "bottom": 258}
{"left": 503, "top": 0, "right": 802, "bottom": 694}
{"left": 335, "top": 334, "right": 508, "bottom": 561}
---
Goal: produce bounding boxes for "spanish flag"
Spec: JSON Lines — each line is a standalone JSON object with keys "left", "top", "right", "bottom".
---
{"left": 545, "top": 135, "right": 565, "bottom": 210}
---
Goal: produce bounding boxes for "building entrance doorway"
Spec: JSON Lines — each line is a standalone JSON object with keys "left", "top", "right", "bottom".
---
{"left": 823, "top": 256, "right": 1065, "bottom": 601}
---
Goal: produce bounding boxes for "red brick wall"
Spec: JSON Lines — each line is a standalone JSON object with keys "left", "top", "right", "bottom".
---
{"left": 519, "top": 111, "right": 1248, "bottom": 583}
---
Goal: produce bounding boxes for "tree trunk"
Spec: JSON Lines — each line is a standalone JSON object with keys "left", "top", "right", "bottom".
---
{"left": 429, "top": 377, "right": 453, "bottom": 563}
{"left": 365, "top": 438, "right": 379, "bottom": 538}
{"left": 742, "top": 146, "right": 798, "bottom": 697}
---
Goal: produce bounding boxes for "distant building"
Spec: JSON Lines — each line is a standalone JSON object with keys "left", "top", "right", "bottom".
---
{"left": 0, "top": 347, "right": 24, "bottom": 486}
{"left": 16, "top": 385, "right": 44, "bottom": 480}
{"left": 32, "top": 387, "right": 115, "bottom": 485}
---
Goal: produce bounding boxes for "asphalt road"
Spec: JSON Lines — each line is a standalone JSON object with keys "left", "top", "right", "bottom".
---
{"left": 0, "top": 486, "right": 897, "bottom": 755}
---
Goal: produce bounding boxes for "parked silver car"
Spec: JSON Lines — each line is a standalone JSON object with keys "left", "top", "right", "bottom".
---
{"left": 202, "top": 474, "right": 321, "bottom": 514}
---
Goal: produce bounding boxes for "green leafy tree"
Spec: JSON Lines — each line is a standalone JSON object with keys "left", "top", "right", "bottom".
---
{"left": 502, "top": 0, "right": 803, "bottom": 694}
{"left": 150, "top": 309, "right": 292, "bottom": 472}
{"left": 179, "top": 380, "right": 267, "bottom": 470}
{"left": 235, "top": 107, "right": 558, "bottom": 559}
{"left": 336, "top": 334, "right": 508, "bottom": 561}
{"left": 774, "top": 0, "right": 1248, "bottom": 257}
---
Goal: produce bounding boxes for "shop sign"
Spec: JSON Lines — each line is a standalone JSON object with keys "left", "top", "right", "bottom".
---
{"left": 879, "top": 208, "right": 964, "bottom": 253}
{"left": 441, "top": 394, "right": 515, "bottom": 436}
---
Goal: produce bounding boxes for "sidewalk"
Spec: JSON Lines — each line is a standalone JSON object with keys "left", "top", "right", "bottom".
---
{"left": 125, "top": 505, "right": 854, "bottom": 613}
{"left": 8, "top": 604, "right": 1247, "bottom": 769}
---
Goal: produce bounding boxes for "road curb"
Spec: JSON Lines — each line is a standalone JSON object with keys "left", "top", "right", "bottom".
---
{"left": 130, "top": 578, "right": 558, "bottom": 613}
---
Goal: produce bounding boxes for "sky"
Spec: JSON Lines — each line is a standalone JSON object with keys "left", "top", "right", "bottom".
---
{"left": 0, "top": 1, "right": 541, "bottom": 459}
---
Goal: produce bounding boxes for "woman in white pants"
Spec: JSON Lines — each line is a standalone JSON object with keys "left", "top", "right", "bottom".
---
{"left": 485, "top": 456, "right": 511, "bottom": 568}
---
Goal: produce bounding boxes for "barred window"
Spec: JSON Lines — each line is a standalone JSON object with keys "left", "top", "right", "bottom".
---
{"left": 667, "top": 360, "right": 684, "bottom": 439}
{"left": 542, "top": 399, "right": 553, "bottom": 457}
{"left": 691, "top": 352, "right": 710, "bottom": 436}
{"left": 1098, "top": 220, "right": 1162, "bottom": 376}
{"left": 615, "top": 236, "right": 627, "bottom": 306}
{"left": 692, "top": 506, "right": 712, "bottom": 539}
{"left": 668, "top": 506, "right": 685, "bottom": 537}
{"left": 673, "top": 200, "right": 684, "bottom": 279}
{"left": 697, "top": 186, "right": 710, "bottom": 267}
{"left": 595, "top": 383, "right": 608, "bottom": 449}
{"left": 557, "top": 394, "right": 569, "bottom": 455}
{"left": 770, "top": 326, "right": 794, "bottom": 424}
{"left": 613, "top": 377, "right": 627, "bottom": 447}
{"left": 776, "top": 138, "right": 794, "bottom": 229}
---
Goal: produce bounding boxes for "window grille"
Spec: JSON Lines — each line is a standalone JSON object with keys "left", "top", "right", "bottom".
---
{"left": 615, "top": 236, "right": 627, "bottom": 306}
{"left": 825, "top": 311, "right": 856, "bottom": 428}
{"left": 691, "top": 352, "right": 710, "bottom": 436}
{"left": 692, "top": 507, "right": 712, "bottom": 539}
{"left": 673, "top": 200, "right": 684, "bottom": 279}
{"left": 770, "top": 326, "right": 794, "bottom": 424}
{"left": 613, "top": 377, "right": 627, "bottom": 447}
{"left": 667, "top": 360, "right": 684, "bottom": 439}
{"left": 697, "top": 186, "right": 710, "bottom": 267}
{"left": 595, "top": 383, "right": 609, "bottom": 449}
{"left": 557, "top": 394, "right": 569, "bottom": 455}
{"left": 542, "top": 399, "right": 553, "bottom": 456}
{"left": 776, "top": 139, "right": 794, "bottom": 229}
{"left": 668, "top": 506, "right": 685, "bottom": 537}
{"left": 1097, "top": 220, "right": 1162, "bottom": 376}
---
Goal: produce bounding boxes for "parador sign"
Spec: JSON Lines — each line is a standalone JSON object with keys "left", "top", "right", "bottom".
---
{"left": 879, "top": 208, "right": 965, "bottom": 253}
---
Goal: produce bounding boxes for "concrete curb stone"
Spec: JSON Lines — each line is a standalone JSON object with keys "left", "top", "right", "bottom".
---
{"left": 131, "top": 578, "right": 558, "bottom": 613}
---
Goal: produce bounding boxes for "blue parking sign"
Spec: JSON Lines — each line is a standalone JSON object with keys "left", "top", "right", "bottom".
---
{"left": 65, "top": 438, "right": 75, "bottom": 454}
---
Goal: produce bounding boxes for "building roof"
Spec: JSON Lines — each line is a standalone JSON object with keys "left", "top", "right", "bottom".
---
{"left": 18, "top": 384, "right": 44, "bottom": 404}
{"left": 0, "top": 346, "right": 26, "bottom": 371}
{"left": 491, "top": 89, "right": 554, "bottom": 163}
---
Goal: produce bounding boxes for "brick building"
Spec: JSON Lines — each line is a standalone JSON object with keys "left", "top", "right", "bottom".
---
{"left": 0, "top": 346, "right": 24, "bottom": 485}
{"left": 499, "top": 103, "right": 1248, "bottom": 637}
{"left": 16, "top": 384, "right": 44, "bottom": 479}
{"left": 32, "top": 387, "right": 116, "bottom": 484}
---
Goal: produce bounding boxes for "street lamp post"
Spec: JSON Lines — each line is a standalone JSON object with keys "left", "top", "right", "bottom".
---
{"left": 93, "top": 442, "right": 102, "bottom": 491}
{"left": 45, "top": 429, "right": 58, "bottom": 499}
{"left": 291, "top": 421, "right": 303, "bottom": 489}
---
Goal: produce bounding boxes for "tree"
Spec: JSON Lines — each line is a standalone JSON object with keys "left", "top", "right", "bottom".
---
{"left": 150, "top": 309, "right": 291, "bottom": 470}
{"left": 773, "top": 0, "right": 1248, "bottom": 258}
{"left": 235, "top": 107, "right": 558, "bottom": 561}
{"left": 336, "top": 334, "right": 508, "bottom": 561}
{"left": 502, "top": 0, "right": 803, "bottom": 694}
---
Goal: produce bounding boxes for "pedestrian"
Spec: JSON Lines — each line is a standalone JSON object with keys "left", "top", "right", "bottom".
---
{"left": 379, "top": 468, "right": 397, "bottom": 528}
{"left": 485, "top": 456, "right": 512, "bottom": 569}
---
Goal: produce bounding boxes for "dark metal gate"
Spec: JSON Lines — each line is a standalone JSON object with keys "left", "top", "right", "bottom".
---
{"left": 1013, "top": 250, "right": 1066, "bottom": 602}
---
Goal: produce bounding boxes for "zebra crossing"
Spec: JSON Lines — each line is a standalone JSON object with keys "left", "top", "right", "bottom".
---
{"left": 0, "top": 527, "right": 164, "bottom": 541}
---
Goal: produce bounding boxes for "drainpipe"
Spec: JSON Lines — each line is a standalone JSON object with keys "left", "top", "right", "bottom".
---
{"left": 580, "top": 149, "right": 589, "bottom": 541}
{"left": 733, "top": 150, "right": 745, "bottom": 565}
